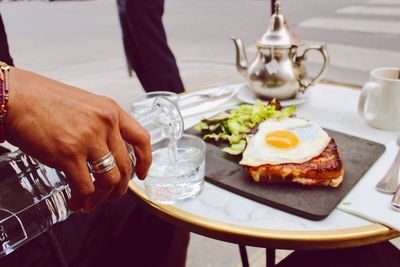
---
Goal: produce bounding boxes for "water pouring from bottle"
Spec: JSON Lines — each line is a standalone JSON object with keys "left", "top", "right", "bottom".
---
{"left": 132, "top": 95, "right": 206, "bottom": 204}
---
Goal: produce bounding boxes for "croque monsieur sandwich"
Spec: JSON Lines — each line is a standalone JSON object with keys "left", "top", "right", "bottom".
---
{"left": 239, "top": 118, "right": 344, "bottom": 187}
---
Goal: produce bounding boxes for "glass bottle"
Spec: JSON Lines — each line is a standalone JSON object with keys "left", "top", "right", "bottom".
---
{"left": 0, "top": 97, "right": 183, "bottom": 257}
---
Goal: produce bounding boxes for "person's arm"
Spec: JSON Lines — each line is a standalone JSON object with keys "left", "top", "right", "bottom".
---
{"left": 5, "top": 67, "right": 151, "bottom": 213}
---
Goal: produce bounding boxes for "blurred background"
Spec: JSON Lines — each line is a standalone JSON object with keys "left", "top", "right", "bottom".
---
{"left": 1, "top": 0, "right": 400, "bottom": 265}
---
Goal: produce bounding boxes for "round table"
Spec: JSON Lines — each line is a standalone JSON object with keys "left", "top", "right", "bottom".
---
{"left": 129, "top": 83, "right": 400, "bottom": 263}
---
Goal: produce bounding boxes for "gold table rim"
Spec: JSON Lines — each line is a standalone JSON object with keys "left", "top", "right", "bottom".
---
{"left": 129, "top": 182, "right": 399, "bottom": 249}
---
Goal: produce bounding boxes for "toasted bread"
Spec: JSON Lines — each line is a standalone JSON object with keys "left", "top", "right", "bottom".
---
{"left": 244, "top": 139, "right": 344, "bottom": 187}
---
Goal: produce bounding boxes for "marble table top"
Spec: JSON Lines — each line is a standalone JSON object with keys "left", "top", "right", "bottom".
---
{"left": 131, "top": 83, "right": 400, "bottom": 247}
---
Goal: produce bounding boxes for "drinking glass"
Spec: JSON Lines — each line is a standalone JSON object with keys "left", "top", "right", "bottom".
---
{"left": 144, "top": 134, "right": 206, "bottom": 204}
{"left": 131, "top": 95, "right": 206, "bottom": 203}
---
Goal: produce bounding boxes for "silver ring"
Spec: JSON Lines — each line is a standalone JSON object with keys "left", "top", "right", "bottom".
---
{"left": 88, "top": 152, "right": 116, "bottom": 174}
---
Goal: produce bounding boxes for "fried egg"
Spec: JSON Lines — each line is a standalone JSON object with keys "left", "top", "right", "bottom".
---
{"left": 240, "top": 118, "right": 330, "bottom": 166}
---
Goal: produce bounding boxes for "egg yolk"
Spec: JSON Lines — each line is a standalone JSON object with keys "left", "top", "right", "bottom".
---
{"left": 265, "top": 130, "right": 299, "bottom": 149}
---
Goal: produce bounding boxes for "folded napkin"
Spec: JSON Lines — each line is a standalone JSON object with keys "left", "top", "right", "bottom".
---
{"left": 338, "top": 141, "right": 400, "bottom": 231}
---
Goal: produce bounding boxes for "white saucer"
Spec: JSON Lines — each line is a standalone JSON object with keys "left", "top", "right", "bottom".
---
{"left": 236, "top": 84, "right": 310, "bottom": 107}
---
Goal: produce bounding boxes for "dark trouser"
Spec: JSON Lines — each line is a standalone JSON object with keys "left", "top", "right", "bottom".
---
{"left": 277, "top": 241, "right": 400, "bottom": 267}
{"left": 0, "top": 13, "right": 14, "bottom": 66}
{"left": 0, "top": 193, "right": 189, "bottom": 267}
{"left": 117, "top": 0, "right": 185, "bottom": 93}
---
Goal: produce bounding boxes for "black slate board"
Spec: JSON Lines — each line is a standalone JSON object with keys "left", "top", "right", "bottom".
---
{"left": 187, "top": 128, "right": 386, "bottom": 220}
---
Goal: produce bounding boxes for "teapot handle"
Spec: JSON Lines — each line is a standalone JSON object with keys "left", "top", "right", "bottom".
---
{"left": 296, "top": 43, "right": 329, "bottom": 93}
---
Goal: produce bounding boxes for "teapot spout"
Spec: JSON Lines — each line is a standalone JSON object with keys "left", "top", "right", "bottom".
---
{"left": 230, "top": 37, "right": 248, "bottom": 77}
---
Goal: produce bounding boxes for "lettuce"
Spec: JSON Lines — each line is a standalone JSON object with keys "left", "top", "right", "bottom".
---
{"left": 195, "top": 100, "right": 296, "bottom": 155}
{"left": 222, "top": 140, "right": 247, "bottom": 155}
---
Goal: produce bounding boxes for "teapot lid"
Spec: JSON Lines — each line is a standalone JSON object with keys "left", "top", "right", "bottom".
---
{"left": 257, "top": 1, "right": 302, "bottom": 48}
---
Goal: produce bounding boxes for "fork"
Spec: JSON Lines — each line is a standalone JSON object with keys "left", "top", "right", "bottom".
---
{"left": 179, "top": 87, "right": 238, "bottom": 110}
{"left": 179, "top": 87, "right": 234, "bottom": 102}
{"left": 376, "top": 136, "right": 400, "bottom": 194}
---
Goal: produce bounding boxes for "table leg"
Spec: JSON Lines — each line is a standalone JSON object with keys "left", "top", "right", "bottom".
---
{"left": 238, "top": 245, "right": 250, "bottom": 267}
{"left": 266, "top": 248, "right": 276, "bottom": 267}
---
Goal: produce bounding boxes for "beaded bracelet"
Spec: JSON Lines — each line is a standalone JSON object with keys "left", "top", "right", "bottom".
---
{"left": 0, "top": 61, "right": 10, "bottom": 143}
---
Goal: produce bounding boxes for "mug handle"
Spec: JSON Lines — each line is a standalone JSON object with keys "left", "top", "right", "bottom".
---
{"left": 358, "top": 81, "right": 382, "bottom": 122}
{"left": 297, "top": 43, "right": 330, "bottom": 93}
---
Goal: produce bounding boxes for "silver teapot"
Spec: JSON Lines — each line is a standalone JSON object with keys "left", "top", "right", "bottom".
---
{"left": 231, "top": 1, "right": 329, "bottom": 100}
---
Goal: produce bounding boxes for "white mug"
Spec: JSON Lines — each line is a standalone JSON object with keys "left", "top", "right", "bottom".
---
{"left": 358, "top": 67, "right": 400, "bottom": 131}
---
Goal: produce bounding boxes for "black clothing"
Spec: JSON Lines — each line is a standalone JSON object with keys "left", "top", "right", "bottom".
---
{"left": 117, "top": 0, "right": 185, "bottom": 93}
{"left": 276, "top": 241, "right": 400, "bottom": 267}
{"left": 0, "top": 13, "right": 14, "bottom": 66}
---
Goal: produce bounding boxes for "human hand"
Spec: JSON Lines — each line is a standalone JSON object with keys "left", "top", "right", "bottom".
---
{"left": 5, "top": 67, "right": 152, "bottom": 213}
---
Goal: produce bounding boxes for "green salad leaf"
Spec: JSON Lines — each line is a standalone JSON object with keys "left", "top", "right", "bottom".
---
{"left": 195, "top": 100, "right": 296, "bottom": 155}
